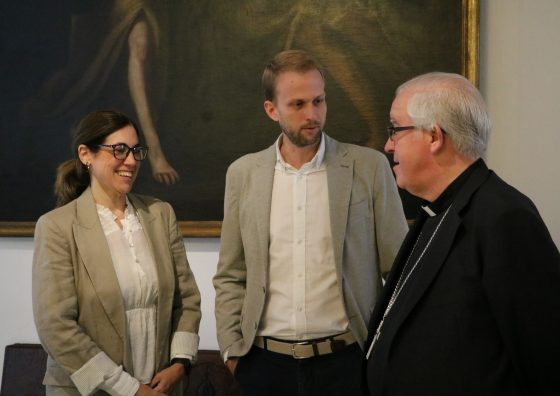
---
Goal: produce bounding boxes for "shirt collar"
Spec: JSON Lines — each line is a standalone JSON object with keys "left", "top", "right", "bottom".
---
{"left": 96, "top": 195, "right": 135, "bottom": 221}
{"left": 421, "top": 158, "right": 482, "bottom": 217}
{"left": 275, "top": 132, "right": 325, "bottom": 171}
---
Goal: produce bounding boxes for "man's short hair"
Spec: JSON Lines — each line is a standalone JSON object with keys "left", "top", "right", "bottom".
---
{"left": 262, "top": 50, "right": 325, "bottom": 102}
{"left": 397, "top": 72, "right": 491, "bottom": 159}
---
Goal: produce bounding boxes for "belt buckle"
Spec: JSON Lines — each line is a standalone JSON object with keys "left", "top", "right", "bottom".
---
{"left": 291, "top": 341, "right": 311, "bottom": 359}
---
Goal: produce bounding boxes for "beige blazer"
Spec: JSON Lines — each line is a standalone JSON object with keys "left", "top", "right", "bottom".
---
{"left": 214, "top": 134, "right": 408, "bottom": 358}
{"left": 32, "top": 188, "right": 201, "bottom": 392}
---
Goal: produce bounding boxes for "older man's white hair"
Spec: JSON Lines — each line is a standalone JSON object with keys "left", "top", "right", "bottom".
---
{"left": 396, "top": 72, "right": 491, "bottom": 159}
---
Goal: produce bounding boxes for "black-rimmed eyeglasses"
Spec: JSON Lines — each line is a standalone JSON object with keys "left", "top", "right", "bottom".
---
{"left": 94, "top": 143, "right": 149, "bottom": 161}
{"left": 386, "top": 125, "right": 417, "bottom": 141}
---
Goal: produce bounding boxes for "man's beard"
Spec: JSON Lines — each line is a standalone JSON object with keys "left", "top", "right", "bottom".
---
{"left": 282, "top": 124, "right": 322, "bottom": 147}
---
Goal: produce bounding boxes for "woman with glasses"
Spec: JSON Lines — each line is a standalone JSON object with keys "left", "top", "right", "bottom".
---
{"left": 32, "top": 110, "right": 201, "bottom": 396}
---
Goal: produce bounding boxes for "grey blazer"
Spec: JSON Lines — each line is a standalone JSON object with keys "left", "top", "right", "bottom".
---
{"left": 213, "top": 134, "right": 408, "bottom": 358}
{"left": 32, "top": 188, "right": 201, "bottom": 393}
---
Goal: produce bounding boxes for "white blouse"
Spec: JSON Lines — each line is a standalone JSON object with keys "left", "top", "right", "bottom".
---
{"left": 97, "top": 197, "right": 158, "bottom": 386}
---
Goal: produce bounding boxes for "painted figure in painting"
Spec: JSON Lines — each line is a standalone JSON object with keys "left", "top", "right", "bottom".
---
{"left": 23, "top": 1, "right": 179, "bottom": 185}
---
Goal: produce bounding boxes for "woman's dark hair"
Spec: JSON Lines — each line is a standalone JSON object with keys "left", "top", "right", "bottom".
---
{"left": 54, "top": 110, "right": 138, "bottom": 207}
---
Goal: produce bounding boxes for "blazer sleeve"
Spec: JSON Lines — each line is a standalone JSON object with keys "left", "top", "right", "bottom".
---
{"left": 371, "top": 154, "right": 409, "bottom": 275}
{"left": 213, "top": 162, "right": 247, "bottom": 357}
{"left": 480, "top": 203, "right": 560, "bottom": 394}
{"left": 166, "top": 202, "right": 201, "bottom": 358}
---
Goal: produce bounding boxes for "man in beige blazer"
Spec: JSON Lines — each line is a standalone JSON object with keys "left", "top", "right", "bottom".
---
{"left": 213, "top": 50, "right": 407, "bottom": 395}
{"left": 33, "top": 188, "right": 201, "bottom": 395}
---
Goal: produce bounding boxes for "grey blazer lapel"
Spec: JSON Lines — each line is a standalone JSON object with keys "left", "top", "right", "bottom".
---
{"left": 129, "top": 194, "right": 174, "bottom": 355}
{"left": 324, "top": 137, "right": 353, "bottom": 278}
{"left": 252, "top": 145, "right": 276, "bottom": 263}
{"left": 128, "top": 194, "right": 171, "bottom": 289}
{"left": 128, "top": 194, "right": 165, "bottom": 287}
{"left": 73, "top": 188, "right": 126, "bottom": 340}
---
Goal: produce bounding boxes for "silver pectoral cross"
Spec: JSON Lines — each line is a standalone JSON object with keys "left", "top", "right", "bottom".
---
{"left": 366, "top": 318, "right": 384, "bottom": 359}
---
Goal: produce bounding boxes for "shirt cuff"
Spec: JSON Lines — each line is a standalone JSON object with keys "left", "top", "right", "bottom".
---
{"left": 70, "top": 351, "right": 140, "bottom": 396}
{"left": 170, "top": 331, "right": 199, "bottom": 362}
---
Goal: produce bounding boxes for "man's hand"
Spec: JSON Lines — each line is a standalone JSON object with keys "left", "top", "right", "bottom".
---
{"left": 225, "top": 357, "right": 239, "bottom": 375}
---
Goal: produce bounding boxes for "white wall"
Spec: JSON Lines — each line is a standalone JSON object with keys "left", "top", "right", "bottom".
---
{"left": 2, "top": 0, "right": 560, "bottom": 386}
{"left": 480, "top": 0, "right": 560, "bottom": 246}
{"left": 0, "top": 237, "right": 38, "bottom": 385}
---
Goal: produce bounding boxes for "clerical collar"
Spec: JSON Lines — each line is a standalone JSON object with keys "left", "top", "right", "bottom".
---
{"left": 421, "top": 158, "right": 482, "bottom": 217}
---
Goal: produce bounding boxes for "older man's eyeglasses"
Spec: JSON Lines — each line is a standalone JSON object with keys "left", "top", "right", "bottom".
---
{"left": 95, "top": 143, "right": 149, "bottom": 161}
{"left": 386, "top": 125, "right": 417, "bottom": 141}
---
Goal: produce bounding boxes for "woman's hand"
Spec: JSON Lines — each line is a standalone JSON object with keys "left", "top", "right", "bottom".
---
{"left": 135, "top": 383, "right": 167, "bottom": 396}
{"left": 149, "top": 363, "right": 185, "bottom": 393}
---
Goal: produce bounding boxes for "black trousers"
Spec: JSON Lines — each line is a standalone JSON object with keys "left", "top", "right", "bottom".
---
{"left": 234, "top": 343, "right": 363, "bottom": 396}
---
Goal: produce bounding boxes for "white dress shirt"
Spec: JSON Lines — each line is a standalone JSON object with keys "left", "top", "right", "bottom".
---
{"left": 96, "top": 197, "right": 158, "bottom": 392}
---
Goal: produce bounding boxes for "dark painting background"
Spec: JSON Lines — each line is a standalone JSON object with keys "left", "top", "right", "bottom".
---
{"left": 0, "top": 0, "right": 463, "bottom": 224}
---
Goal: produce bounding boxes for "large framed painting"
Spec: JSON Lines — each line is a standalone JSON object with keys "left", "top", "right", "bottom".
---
{"left": 0, "top": 0, "right": 478, "bottom": 237}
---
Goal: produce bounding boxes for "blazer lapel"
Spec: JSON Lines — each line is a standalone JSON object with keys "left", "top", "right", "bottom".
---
{"left": 382, "top": 160, "right": 492, "bottom": 349}
{"left": 389, "top": 212, "right": 461, "bottom": 330}
{"left": 252, "top": 145, "right": 276, "bottom": 267}
{"left": 367, "top": 212, "right": 425, "bottom": 341}
{"left": 129, "top": 194, "right": 174, "bottom": 360}
{"left": 324, "top": 136, "right": 353, "bottom": 281}
{"left": 129, "top": 194, "right": 165, "bottom": 293}
{"left": 73, "top": 188, "right": 126, "bottom": 341}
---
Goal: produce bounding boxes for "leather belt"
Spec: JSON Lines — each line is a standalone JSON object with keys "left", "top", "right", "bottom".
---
{"left": 253, "top": 331, "right": 356, "bottom": 359}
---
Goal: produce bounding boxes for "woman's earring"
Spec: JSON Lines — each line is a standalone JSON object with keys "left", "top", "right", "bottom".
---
{"left": 86, "top": 163, "right": 91, "bottom": 172}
